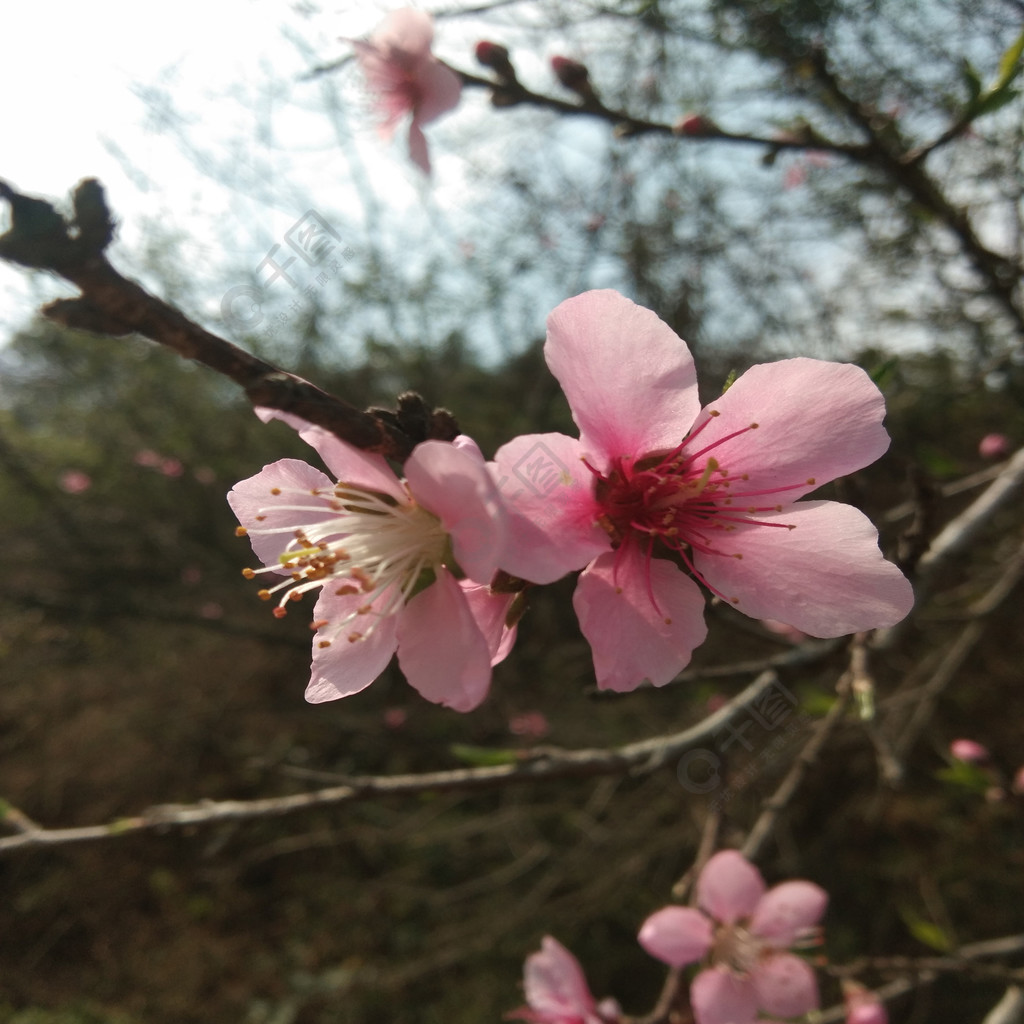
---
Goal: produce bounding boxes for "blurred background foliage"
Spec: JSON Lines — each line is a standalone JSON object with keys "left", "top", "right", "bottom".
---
{"left": 2, "top": 0, "right": 1023, "bottom": 1021}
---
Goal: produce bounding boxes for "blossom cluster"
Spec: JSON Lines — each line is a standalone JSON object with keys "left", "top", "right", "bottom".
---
{"left": 229, "top": 288, "right": 913, "bottom": 710}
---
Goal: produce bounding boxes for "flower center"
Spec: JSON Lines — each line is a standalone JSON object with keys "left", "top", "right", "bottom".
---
{"left": 712, "top": 921, "right": 764, "bottom": 976}
{"left": 236, "top": 480, "right": 449, "bottom": 643}
{"left": 590, "top": 414, "right": 813, "bottom": 602}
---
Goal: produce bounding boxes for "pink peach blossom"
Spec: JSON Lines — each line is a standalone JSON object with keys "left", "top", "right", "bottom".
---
{"left": 229, "top": 410, "right": 513, "bottom": 711}
{"left": 513, "top": 936, "right": 620, "bottom": 1023}
{"left": 638, "top": 850, "right": 827, "bottom": 1024}
{"left": 492, "top": 290, "right": 913, "bottom": 691}
{"left": 351, "top": 9, "right": 462, "bottom": 174}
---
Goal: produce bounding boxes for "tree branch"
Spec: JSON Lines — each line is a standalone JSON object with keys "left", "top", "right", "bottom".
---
{"left": 0, "top": 670, "right": 781, "bottom": 855}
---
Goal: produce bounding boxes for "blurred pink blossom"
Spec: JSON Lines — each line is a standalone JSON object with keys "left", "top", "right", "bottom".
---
{"left": 199, "top": 602, "right": 224, "bottom": 620}
{"left": 229, "top": 410, "right": 514, "bottom": 711}
{"left": 950, "top": 738, "right": 990, "bottom": 764}
{"left": 1012, "top": 765, "right": 1024, "bottom": 796}
{"left": 351, "top": 9, "right": 462, "bottom": 175}
{"left": 133, "top": 449, "right": 162, "bottom": 468}
{"left": 783, "top": 163, "right": 807, "bottom": 189}
{"left": 509, "top": 711, "right": 549, "bottom": 738}
{"left": 383, "top": 707, "right": 408, "bottom": 729}
{"left": 492, "top": 290, "right": 914, "bottom": 692}
{"left": 639, "top": 850, "right": 826, "bottom": 1024}
{"left": 512, "top": 936, "right": 620, "bottom": 1023}
{"left": 194, "top": 466, "right": 217, "bottom": 485}
{"left": 979, "top": 433, "right": 1010, "bottom": 459}
{"left": 58, "top": 470, "right": 92, "bottom": 494}
{"left": 160, "top": 458, "right": 184, "bottom": 478}
{"left": 843, "top": 981, "right": 888, "bottom": 1024}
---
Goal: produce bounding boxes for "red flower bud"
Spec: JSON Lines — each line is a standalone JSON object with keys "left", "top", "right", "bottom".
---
{"left": 551, "top": 55, "right": 591, "bottom": 94}
{"left": 674, "top": 113, "right": 715, "bottom": 137}
{"left": 475, "top": 40, "right": 517, "bottom": 83}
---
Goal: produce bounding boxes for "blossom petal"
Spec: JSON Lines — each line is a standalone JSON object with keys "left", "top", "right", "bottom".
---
{"left": 693, "top": 500, "right": 914, "bottom": 636}
{"left": 491, "top": 433, "right": 608, "bottom": 584}
{"left": 751, "top": 953, "right": 820, "bottom": 1018}
{"left": 415, "top": 59, "right": 463, "bottom": 124}
{"left": 545, "top": 290, "right": 700, "bottom": 460}
{"left": 459, "top": 582, "right": 517, "bottom": 665}
{"left": 750, "top": 880, "right": 828, "bottom": 947}
{"left": 573, "top": 548, "right": 708, "bottom": 692}
{"left": 305, "top": 587, "right": 399, "bottom": 702}
{"left": 407, "top": 122, "right": 431, "bottom": 174}
{"left": 228, "top": 458, "right": 336, "bottom": 569}
{"left": 523, "top": 936, "right": 597, "bottom": 1019}
{"left": 254, "top": 406, "right": 404, "bottom": 499}
{"left": 637, "top": 906, "right": 713, "bottom": 967}
{"left": 690, "top": 968, "right": 758, "bottom": 1024}
{"left": 696, "top": 850, "right": 766, "bottom": 924}
{"left": 690, "top": 358, "right": 890, "bottom": 500}
{"left": 405, "top": 440, "right": 506, "bottom": 584}
{"left": 397, "top": 569, "right": 492, "bottom": 711}
{"left": 368, "top": 7, "right": 434, "bottom": 57}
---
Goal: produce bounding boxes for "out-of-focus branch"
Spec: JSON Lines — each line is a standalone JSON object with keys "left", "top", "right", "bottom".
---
{"left": 815, "top": 934, "right": 1024, "bottom": 1023}
{"left": 880, "top": 532, "right": 1024, "bottom": 767}
{"left": 0, "top": 179, "right": 428, "bottom": 461}
{"left": 875, "top": 446, "right": 1024, "bottom": 649}
{"left": 0, "top": 670, "right": 780, "bottom": 855}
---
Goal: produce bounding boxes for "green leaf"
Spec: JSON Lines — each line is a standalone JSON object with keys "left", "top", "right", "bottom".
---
{"left": 974, "top": 88, "right": 1020, "bottom": 118}
{"left": 995, "top": 29, "right": 1024, "bottom": 91}
{"left": 449, "top": 744, "right": 519, "bottom": 767}
{"left": 899, "top": 907, "right": 953, "bottom": 952}
{"left": 935, "top": 761, "right": 990, "bottom": 793}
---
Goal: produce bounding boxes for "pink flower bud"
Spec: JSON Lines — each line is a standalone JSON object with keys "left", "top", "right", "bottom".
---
{"left": 950, "top": 738, "right": 989, "bottom": 764}
{"left": 979, "top": 433, "right": 1010, "bottom": 459}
